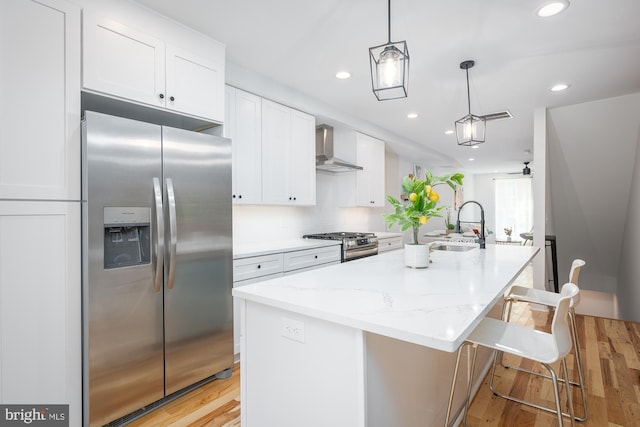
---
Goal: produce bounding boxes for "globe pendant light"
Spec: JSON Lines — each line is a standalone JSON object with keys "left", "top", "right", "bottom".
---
{"left": 369, "top": 0, "right": 409, "bottom": 101}
{"left": 455, "top": 60, "right": 486, "bottom": 146}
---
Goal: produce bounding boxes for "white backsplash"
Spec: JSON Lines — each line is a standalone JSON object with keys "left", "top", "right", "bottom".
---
{"left": 233, "top": 172, "right": 387, "bottom": 245}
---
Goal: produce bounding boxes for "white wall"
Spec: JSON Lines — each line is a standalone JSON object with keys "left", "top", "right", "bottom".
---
{"left": 617, "top": 114, "right": 640, "bottom": 321}
{"left": 546, "top": 93, "right": 640, "bottom": 297}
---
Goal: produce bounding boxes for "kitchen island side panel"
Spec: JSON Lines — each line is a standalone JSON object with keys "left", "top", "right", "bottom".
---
{"left": 240, "top": 300, "right": 365, "bottom": 427}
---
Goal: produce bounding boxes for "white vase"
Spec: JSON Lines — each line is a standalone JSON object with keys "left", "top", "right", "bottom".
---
{"left": 404, "top": 243, "right": 431, "bottom": 268}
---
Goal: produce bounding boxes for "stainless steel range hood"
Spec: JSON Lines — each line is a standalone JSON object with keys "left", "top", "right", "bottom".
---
{"left": 315, "top": 125, "right": 363, "bottom": 172}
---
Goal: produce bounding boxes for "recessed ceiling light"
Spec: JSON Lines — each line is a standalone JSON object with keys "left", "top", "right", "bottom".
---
{"left": 335, "top": 71, "right": 351, "bottom": 80}
{"left": 468, "top": 158, "right": 475, "bottom": 161}
{"left": 537, "top": 0, "right": 569, "bottom": 17}
{"left": 445, "top": 130, "right": 454, "bottom": 135}
{"left": 550, "top": 83, "right": 570, "bottom": 92}
{"left": 407, "top": 113, "right": 419, "bottom": 119}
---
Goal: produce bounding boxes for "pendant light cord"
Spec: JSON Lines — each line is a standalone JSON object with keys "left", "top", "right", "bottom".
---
{"left": 466, "top": 67, "right": 471, "bottom": 115}
{"left": 387, "top": 0, "right": 392, "bottom": 43}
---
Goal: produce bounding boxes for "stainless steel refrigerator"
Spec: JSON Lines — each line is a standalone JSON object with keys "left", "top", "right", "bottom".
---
{"left": 81, "top": 111, "right": 233, "bottom": 426}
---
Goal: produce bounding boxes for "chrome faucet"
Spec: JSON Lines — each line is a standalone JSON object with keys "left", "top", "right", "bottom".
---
{"left": 455, "top": 201, "right": 486, "bottom": 249}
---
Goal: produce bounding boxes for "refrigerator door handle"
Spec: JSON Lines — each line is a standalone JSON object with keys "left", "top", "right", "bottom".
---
{"left": 166, "top": 178, "right": 178, "bottom": 289}
{"left": 153, "top": 177, "right": 165, "bottom": 293}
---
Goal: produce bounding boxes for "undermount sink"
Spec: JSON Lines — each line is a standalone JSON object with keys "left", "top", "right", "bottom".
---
{"left": 431, "top": 244, "right": 475, "bottom": 252}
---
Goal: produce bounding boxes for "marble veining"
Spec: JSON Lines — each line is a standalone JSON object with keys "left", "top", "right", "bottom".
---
{"left": 233, "top": 243, "right": 539, "bottom": 352}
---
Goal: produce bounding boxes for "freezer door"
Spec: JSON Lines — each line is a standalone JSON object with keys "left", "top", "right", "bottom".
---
{"left": 162, "top": 126, "right": 233, "bottom": 394}
{"left": 82, "top": 112, "right": 164, "bottom": 426}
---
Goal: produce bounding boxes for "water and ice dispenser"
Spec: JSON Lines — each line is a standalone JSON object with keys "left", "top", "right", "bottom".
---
{"left": 103, "top": 207, "right": 151, "bottom": 269}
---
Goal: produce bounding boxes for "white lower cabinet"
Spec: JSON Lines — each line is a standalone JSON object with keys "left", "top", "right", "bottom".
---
{"left": 232, "top": 244, "right": 341, "bottom": 356}
{"left": 0, "top": 201, "right": 81, "bottom": 423}
{"left": 283, "top": 246, "right": 341, "bottom": 274}
{"left": 377, "top": 236, "right": 403, "bottom": 253}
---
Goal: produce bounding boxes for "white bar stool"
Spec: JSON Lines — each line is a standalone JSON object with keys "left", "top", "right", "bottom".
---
{"left": 498, "top": 259, "right": 587, "bottom": 421}
{"left": 445, "top": 283, "right": 579, "bottom": 427}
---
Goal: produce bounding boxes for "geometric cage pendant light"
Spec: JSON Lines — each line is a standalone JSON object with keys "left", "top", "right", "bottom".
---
{"left": 455, "top": 60, "right": 486, "bottom": 146}
{"left": 369, "top": 0, "right": 410, "bottom": 101}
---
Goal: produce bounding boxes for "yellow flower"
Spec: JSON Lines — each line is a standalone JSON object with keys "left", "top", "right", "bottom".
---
{"left": 425, "top": 185, "right": 432, "bottom": 194}
{"left": 409, "top": 192, "right": 418, "bottom": 202}
{"left": 429, "top": 191, "right": 439, "bottom": 202}
{"left": 419, "top": 216, "right": 428, "bottom": 224}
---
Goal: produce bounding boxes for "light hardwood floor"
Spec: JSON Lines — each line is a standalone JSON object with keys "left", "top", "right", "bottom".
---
{"left": 130, "top": 303, "right": 640, "bottom": 426}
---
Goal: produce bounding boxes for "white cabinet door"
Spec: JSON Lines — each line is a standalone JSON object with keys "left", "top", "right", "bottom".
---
{"left": 0, "top": 0, "right": 80, "bottom": 200}
{"left": 0, "top": 201, "right": 81, "bottom": 420}
{"left": 355, "top": 133, "right": 385, "bottom": 207}
{"left": 165, "top": 44, "right": 224, "bottom": 121}
{"left": 228, "top": 88, "right": 262, "bottom": 204}
{"left": 289, "top": 110, "right": 316, "bottom": 205}
{"left": 261, "top": 99, "right": 292, "bottom": 204}
{"left": 262, "top": 100, "right": 316, "bottom": 205}
{"left": 83, "top": 12, "right": 225, "bottom": 122}
{"left": 83, "top": 13, "right": 166, "bottom": 109}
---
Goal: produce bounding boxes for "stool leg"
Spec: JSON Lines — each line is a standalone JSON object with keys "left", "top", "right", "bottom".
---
{"left": 463, "top": 343, "right": 479, "bottom": 426}
{"left": 445, "top": 343, "right": 467, "bottom": 427}
{"left": 543, "top": 363, "right": 564, "bottom": 427}
{"left": 569, "top": 309, "right": 588, "bottom": 421}
{"left": 561, "top": 358, "right": 576, "bottom": 427}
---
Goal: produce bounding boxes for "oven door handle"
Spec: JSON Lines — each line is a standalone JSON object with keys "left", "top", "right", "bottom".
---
{"left": 344, "top": 244, "right": 378, "bottom": 260}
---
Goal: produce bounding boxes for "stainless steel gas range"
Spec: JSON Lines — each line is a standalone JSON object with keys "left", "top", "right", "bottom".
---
{"left": 303, "top": 232, "right": 378, "bottom": 262}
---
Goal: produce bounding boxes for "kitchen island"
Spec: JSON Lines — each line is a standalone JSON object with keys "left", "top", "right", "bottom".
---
{"left": 233, "top": 244, "right": 539, "bottom": 427}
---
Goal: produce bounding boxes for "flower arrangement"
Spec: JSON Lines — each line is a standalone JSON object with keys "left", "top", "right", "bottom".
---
{"left": 384, "top": 170, "right": 464, "bottom": 245}
{"left": 504, "top": 227, "right": 513, "bottom": 237}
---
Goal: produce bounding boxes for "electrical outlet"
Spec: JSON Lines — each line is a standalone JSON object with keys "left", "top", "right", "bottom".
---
{"left": 281, "top": 317, "right": 305, "bottom": 343}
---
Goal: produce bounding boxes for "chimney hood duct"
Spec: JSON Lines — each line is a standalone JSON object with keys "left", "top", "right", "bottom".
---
{"left": 315, "top": 125, "right": 363, "bottom": 172}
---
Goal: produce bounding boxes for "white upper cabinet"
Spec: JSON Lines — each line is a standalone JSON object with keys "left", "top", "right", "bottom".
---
{"left": 338, "top": 132, "right": 386, "bottom": 207}
{"left": 165, "top": 44, "right": 224, "bottom": 120}
{"left": 0, "top": 0, "right": 81, "bottom": 200}
{"left": 289, "top": 110, "right": 316, "bottom": 205}
{"left": 82, "top": 15, "right": 165, "bottom": 109}
{"left": 261, "top": 99, "right": 316, "bottom": 205}
{"left": 82, "top": 4, "right": 225, "bottom": 122}
{"left": 225, "top": 86, "right": 262, "bottom": 204}
{"left": 355, "top": 133, "right": 385, "bottom": 207}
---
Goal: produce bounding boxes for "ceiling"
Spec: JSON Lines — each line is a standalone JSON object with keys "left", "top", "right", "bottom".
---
{"left": 135, "top": 0, "right": 640, "bottom": 174}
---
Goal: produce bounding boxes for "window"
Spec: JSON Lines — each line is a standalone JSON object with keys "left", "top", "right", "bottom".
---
{"left": 494, "top": 178, "right": 533, "bottom": 240}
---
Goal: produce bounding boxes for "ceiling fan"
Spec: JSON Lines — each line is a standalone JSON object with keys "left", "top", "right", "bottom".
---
{"left": 507, "top": 161, "right": 532, "bottom": 176}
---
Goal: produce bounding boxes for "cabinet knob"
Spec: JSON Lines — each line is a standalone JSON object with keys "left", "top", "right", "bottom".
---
{"left": 314, "top": 255, "right": 318, "bottom": 259}
{"left": 289, "top": 197, "right": 292, "bottom": 201}
{"left": 257, "top": 264, "right": 261, "bottom": 269}
{"left": 169, "top": 96, "right": 175, "bottom": 102}
{"left": 232, "top": 194, "right": 236, "bottom": 198}
{"left": 293, "top": 197, "right": 297, "bottom": 201}
{"left": 159, "top": 93, "right": 165, "bottom": 99}
{"left": 239, "top": 195, "right": 242, "bottom": 199}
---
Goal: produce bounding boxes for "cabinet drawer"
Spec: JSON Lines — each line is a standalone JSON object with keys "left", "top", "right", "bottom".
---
{"left": 233, "top": 253, "right": 284, "bottom": 282}
{"left": 283, "top": 246, "right": 341, "bottom": 272}
{"left": 378, "top": 237, "right": 403, "bottom": 253}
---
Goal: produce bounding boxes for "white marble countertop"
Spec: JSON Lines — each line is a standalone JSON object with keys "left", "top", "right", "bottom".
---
{"left": 233, "top": 243, "right": 539, "bottom": 352}
{"left": 233, "top": 239, "right": 342, "bottom": 259}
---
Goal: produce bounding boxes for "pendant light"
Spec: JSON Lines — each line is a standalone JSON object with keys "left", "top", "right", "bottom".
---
{"left": 455, "top": 60, "right": 486, "bottom": 146}
{"left": 369, "top": 0, "right": 409, "bottom": 101}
